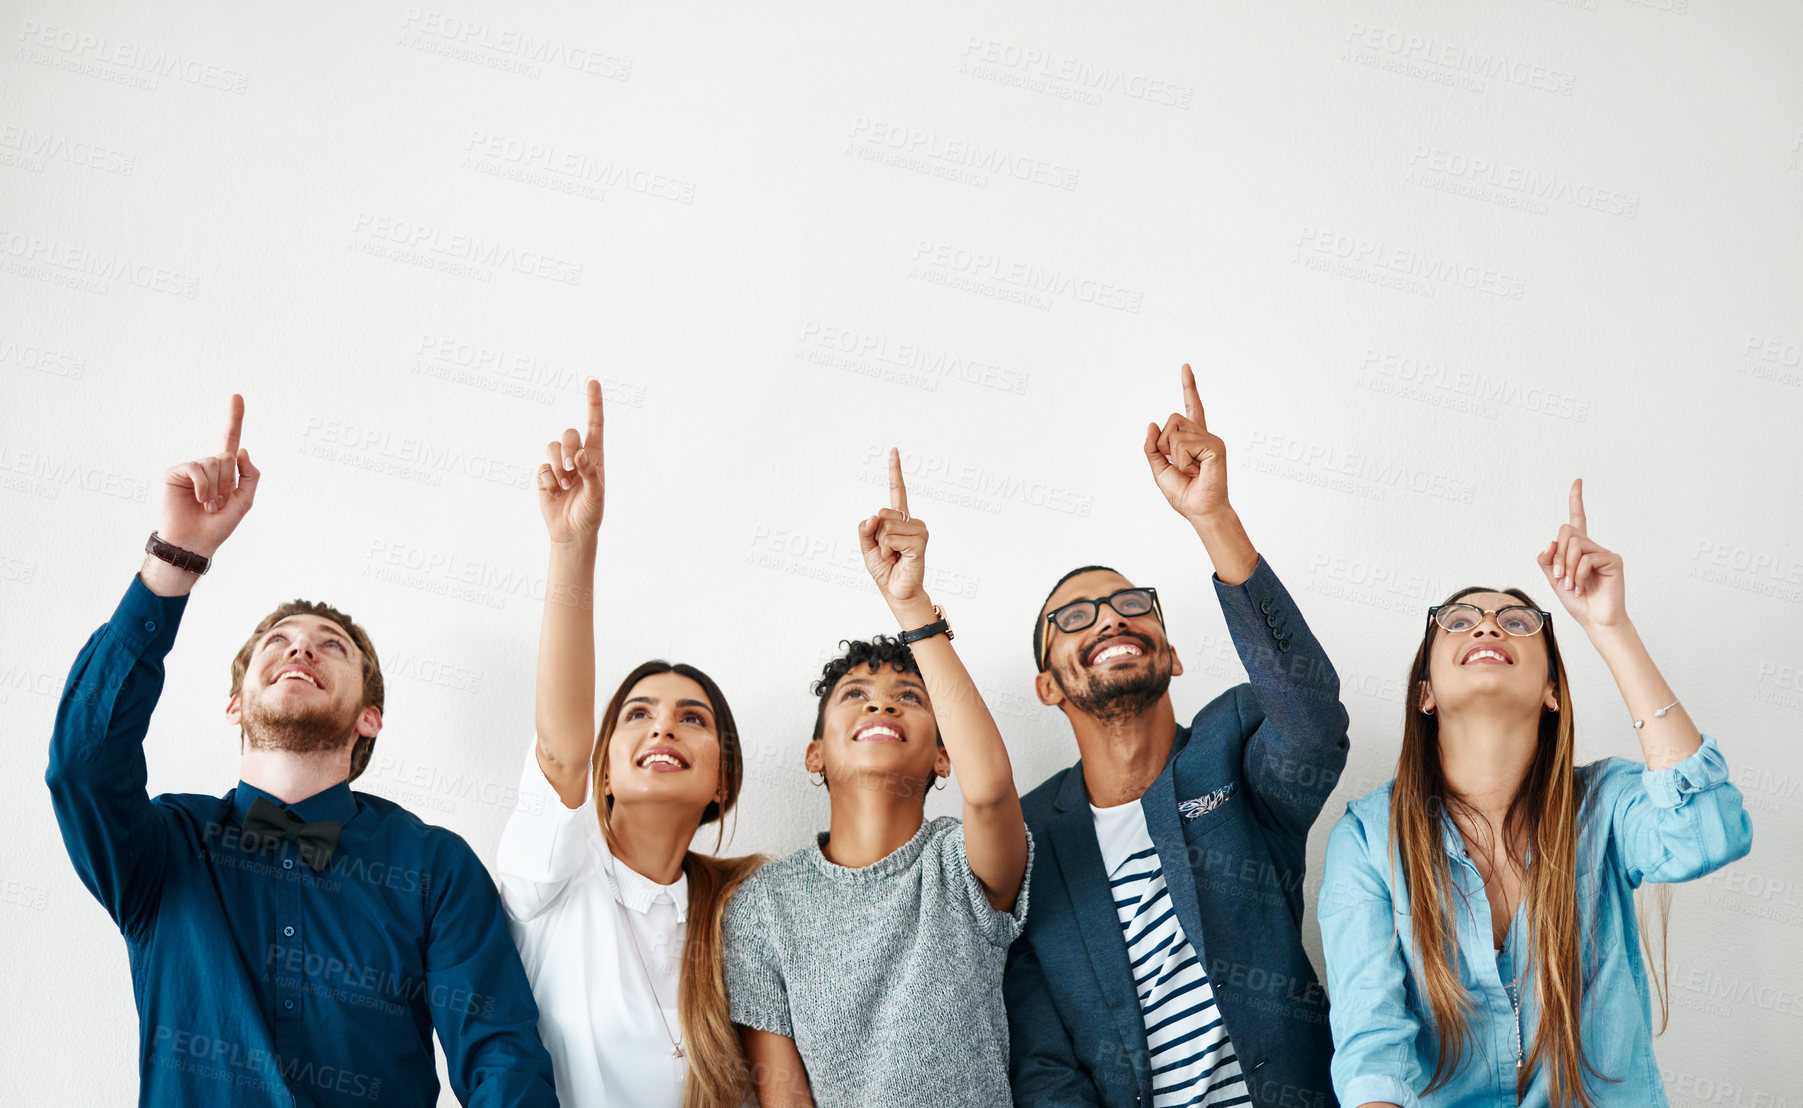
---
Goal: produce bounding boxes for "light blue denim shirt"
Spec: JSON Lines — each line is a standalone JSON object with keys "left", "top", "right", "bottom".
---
{"left": 1319, "top": 735, "right": 1753, "bottom": 1108}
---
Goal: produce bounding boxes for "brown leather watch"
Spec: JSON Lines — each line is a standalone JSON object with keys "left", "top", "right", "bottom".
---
{"left": 145, "top": 531, "right": 211, "bottom": 576}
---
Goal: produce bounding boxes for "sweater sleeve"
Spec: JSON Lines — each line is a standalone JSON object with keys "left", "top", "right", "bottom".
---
{"left": 940, "top": 819, "right": 1033, "bottom": 948}
{"left": 724, "top": 876, "right": 793, "bottom": 1037}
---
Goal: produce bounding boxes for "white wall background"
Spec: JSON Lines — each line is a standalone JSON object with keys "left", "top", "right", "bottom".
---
{"left": 3, "top": 1, "right": 1801, "bottom": 1104}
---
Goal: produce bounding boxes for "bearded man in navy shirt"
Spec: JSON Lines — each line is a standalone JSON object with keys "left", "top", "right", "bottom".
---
{"left": 46, "top": 395, "right": 558, "bottom": 1107}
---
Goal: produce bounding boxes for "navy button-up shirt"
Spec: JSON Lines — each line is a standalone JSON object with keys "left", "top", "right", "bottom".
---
{"left": 47, "top": 577, "right": 559, "bottom": 1107}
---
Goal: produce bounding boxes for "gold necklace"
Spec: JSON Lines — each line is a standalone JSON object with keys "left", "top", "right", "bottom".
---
{"left": 603, "top": 850, "right": 685, "bottom": 1060}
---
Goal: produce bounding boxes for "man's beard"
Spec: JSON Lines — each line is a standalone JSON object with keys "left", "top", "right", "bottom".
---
{"left": 242, "top": 690, "right": 361, "bottom": 760}
{"left": 1052, "top": 637, "right": 1173, "bottom": 726}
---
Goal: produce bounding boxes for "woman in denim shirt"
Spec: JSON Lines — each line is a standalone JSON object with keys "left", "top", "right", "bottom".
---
{"left": 1319, "top": 481, "right": 1753, "bottom": 1108}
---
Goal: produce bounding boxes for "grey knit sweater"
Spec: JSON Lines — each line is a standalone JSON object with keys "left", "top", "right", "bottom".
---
{"left": 723, "top": 816, "right": 1032, "bottom": 1107}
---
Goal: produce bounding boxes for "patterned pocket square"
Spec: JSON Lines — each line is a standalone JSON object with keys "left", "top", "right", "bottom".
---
{"left": 1179, "top": 784, "right": 1237, "bottom": 821}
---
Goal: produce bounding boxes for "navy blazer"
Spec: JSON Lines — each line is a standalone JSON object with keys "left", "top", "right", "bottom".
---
{"left": 1006, "top": 557, "right": 1350, "bottom": 1108}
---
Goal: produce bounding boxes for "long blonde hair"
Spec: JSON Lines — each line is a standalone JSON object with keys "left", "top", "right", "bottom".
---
{"left": 1390, "top": 586, "right": 1669, "bottom": 1107}
{"left": 593, "top": 661, "right": 763, "bottom": 1108}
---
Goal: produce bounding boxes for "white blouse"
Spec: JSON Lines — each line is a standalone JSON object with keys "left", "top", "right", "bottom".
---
{"left": 496, "top": 738, "right": 687, "bottom": 1108}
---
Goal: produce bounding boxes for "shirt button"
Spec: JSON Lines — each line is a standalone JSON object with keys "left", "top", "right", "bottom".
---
{"left": 283, "top": 925, "right": 295, "bottom": 937}
{"left": 282, "top": 859, "right": 295, "bottom": 870}
{"left": 143, "top": 620, "right": 157, "bottom": 633}
{"left": 283, "top": 998, "right": 295, "bottom": 1011}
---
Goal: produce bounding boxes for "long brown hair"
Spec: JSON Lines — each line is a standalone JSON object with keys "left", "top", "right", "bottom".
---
{"left": 1390, "top": 585, "right": 1666, "bottom": 1106}
{"left": 593, "top": 660, "right": 764, "bottom": 1108}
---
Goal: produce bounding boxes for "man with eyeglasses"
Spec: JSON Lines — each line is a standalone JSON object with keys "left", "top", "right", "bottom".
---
{"left": 1005, "top": 366, "right": 1351, "bottom": 1108}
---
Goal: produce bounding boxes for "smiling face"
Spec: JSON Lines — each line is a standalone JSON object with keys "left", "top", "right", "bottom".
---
{"left": 1035, "top": 569, "right": 1181, "bottom": 723}
{"left": 1418, "top": 591, "right": 1559, "bottom": 718}
{"left": 807, "top": 662, "right": 949, "bottom": 797}
{"left": 600, "top": 672, "right": 724, "bottom": 818}
{"left": 228, "top": 613, "right": 382, "bottom": 762}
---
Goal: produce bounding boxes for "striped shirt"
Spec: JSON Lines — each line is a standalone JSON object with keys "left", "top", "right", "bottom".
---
{"left": 1092, "top": 800, "right": 1251, "bottom": 1108}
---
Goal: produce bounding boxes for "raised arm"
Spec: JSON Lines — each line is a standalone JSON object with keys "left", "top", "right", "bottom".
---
{"left": 1537, "top": 478, "right": 1699, "bottom": 770}
{"left": 1144, "top": 364, "right": 1350, "bottom": 832}
{"left": 1535, "top": 479, "right": 1751, "bottom": 878}
{"left": 47, "top": 394, "right": 259, "bottom": 933}
{"left": 532, "top": 378, "right": 607, "bottom": 809}
{"left": 1143, "top": 363, "right": 1256, "bottom": 584}
{"left": 858, "top": 449, "right": 1028, "bottom": 911}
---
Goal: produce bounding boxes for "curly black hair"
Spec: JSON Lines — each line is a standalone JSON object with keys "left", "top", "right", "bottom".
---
{"left": 810, "top": 635, "right": 945, "bottom": 792}
{"left": 811, "top": 634, "right": 926, "bottom": 740}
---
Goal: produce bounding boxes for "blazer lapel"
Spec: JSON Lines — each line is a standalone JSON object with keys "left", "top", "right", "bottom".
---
{"left": 1046, "top": 766, "right": 1151, "bottom": 1079}
{"left": 1141, "top": 735, "right": 1210, "bottom": 965}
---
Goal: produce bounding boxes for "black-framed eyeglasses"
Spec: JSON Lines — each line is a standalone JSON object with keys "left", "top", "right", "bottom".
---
{"left": 1427, "top": 603, "right": 1552, "bottom": 638}
{"left": 1038, "top": 587, "right": 1163, "bottom": 670}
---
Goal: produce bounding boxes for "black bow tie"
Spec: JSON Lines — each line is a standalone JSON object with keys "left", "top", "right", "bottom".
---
{"left": 241, "top": 796, "right": 342, "bottom": 872}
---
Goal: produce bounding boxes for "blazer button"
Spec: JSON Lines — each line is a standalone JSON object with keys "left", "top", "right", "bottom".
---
{"left": 1278, "top": 639, "right": 1292, "bottom": 652}
{"left": 1259, "top": 600, "right": 1272, "bottom": 614}
{"left": 1265, "top": 614, "right": 1278, "bottom": 627}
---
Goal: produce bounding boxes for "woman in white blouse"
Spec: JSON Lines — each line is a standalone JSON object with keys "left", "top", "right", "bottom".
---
{"left": 498, "top": 381, "right": 762, "bottom": 1108}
